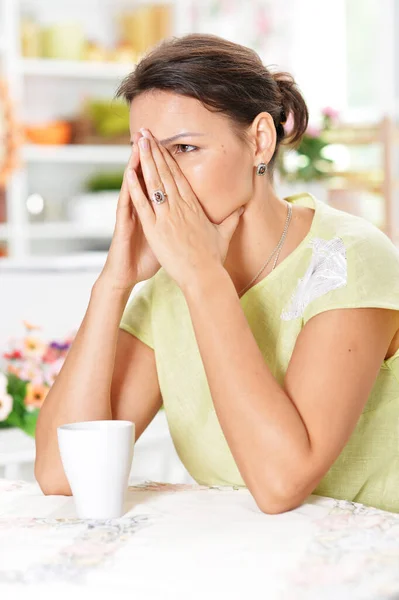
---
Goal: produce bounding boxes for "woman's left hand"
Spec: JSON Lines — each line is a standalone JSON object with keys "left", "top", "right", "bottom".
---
{"left": 126, "top": 129, "right": 244, "bottom": 292}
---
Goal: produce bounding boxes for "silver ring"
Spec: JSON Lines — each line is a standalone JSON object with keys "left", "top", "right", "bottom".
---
{"left": 151, "top": 189, "right": 168, "bottom": 204}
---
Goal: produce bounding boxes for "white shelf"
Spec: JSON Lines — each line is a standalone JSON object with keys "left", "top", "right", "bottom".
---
{"left": 1, "top": 0, "right": 188, "bottom": 260}
{"left": 27, "top": 222, "right": 114, "bottom": 239}
{"left": 23, "top": 144, "right": 130, "bottom": 164}
{"left": 0, "top": 222, "right": 113, "bottom": 241}
{"left": 20, "top": 58, "right": 134, "bottom": 79}
{"left": 0, "top": 224, "right": 10, "bottom": 240}
{"left": 0, "top": 251, "right": 107, "bottom": 272}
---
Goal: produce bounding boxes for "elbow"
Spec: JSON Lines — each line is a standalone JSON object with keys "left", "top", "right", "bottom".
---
{"left": 256, "top": 494, "right": 305, "bottom": 515}
{"left": 254, "top": 476, "right": 310, "bottom": 516}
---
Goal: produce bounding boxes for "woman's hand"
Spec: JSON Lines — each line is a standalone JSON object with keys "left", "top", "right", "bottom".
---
{"left": 126, "top": 128, "right": 244, "bottom": 292}
{"left": 99, "top": 131, "right": 161, "bottom": 292}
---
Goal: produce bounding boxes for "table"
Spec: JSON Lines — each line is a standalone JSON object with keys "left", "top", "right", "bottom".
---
{"left": 1, "top": 478, "right": 399, "bottom": 599}
{"left": 0, "top": 427, "right": 35, "bottom": 480}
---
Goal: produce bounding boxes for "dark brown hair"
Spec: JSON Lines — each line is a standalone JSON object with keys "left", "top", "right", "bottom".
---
{"left": 116, "top": 33, "right": 309, "bottom": 181}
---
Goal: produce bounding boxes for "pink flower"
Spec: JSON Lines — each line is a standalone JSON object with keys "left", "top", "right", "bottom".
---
{"left": 306, "top": 125, "right": 322, "bottom": 138}
{"left": 44, "top": 358, "right": 64, "bottom": 386}
{"left": 42, "top": 345, "right": 62, "bottom": 364}
{"left": 18, "top": 363, "right": 43, "bottom": 383}
{"left": 322, "top": 106, "right": 339, "bottom": 121}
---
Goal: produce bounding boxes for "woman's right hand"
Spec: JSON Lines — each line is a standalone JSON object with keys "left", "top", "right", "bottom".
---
{"left": 99, "top": 131, "right": 161, "bottom": 292}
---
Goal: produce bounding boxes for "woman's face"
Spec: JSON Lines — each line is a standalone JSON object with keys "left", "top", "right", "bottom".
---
{"left": 129, "top": 90, "right": 255, "bottom": 224}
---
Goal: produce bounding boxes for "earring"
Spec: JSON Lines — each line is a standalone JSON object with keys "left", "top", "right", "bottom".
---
{"left": 256, "top": 162, "right": 268, "bottom": 176}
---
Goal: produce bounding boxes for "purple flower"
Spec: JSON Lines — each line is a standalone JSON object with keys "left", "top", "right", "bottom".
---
{"left": 50, "top": 342, "right": 70, "bottom": 351}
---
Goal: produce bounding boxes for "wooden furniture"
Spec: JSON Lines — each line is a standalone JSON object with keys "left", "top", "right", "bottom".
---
{"left": 322, "top": 117, "right": 399, "bottom": 241}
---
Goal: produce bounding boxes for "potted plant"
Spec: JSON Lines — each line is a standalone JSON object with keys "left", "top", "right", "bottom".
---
{"left": 0, "top": 321, "right": 75, "bottom": 437}
{"left": 67, "top": 170, "right": 124, "bottom": 232}
{"left": 276, "top": 106, "right": 340, "bottom": 203}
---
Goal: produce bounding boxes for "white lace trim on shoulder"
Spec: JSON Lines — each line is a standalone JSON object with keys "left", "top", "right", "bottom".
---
{"left": 280, "top": 236, "right": 347, "bottom": 321}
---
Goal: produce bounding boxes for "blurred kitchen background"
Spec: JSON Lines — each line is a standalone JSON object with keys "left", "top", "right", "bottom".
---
{"left": 0, "top": 0, "right": 398, "bottom": 484}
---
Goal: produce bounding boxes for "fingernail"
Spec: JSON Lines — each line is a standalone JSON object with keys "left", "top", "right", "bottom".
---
{"left": 139, "top": 137, "right": 149, "bottom": 150}
{"left": 140, "top": 128, "right": 151, "bottom": 138}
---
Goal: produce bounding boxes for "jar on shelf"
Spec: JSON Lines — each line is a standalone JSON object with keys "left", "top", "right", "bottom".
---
{"left": 118, "top": 4, "right": 172, "bottom": 57}
{"left": 20, "top": 15, "right": 42, "bottom": 58}
{"left": 41, "top": 22, "right": 85, "bottom": 61}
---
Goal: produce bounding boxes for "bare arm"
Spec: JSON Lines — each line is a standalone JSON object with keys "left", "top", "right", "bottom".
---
{"left": 182, "top": 266, "right": 399, "bottom": 514}
{"left": 34, "top": 278, "right": 130, "bottom": 494}
{"left": 35, "top": 132, "right": 162, "bottom": 496}
{"left": 35, "top": 278, "right": 162, "bottom": 495}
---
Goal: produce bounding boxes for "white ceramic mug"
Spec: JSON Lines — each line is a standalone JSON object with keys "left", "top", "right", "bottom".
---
{"left": 57, "top": 420, "right": 135, "bottom": 519}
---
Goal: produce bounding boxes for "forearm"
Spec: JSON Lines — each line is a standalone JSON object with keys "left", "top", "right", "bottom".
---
{"left": 35, "top": 276, "right": 134, "bottom": 490}
{"left": 182, "top": 266, "right": 311, "bottom": 509}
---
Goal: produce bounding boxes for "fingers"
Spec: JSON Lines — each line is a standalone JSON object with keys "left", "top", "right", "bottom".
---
{"left": 156, "top": 140, "right": 200, "bottom": 213}
{"left": 126, "top": 167, "right": 156, "bottom": 232}
{"left": 116, "top": 131, "right": 143, "bottom": 222}
{"left": 137, "top": 135, "right": 170, "bottom": 214}
{"left": 117, "top": 131, "right": 144, "bottom": 213}
{"left": 139, "top": 132, "right": 179, "bottom": 210}
{"left": 129, "top": 131, "right": 142, "bottom": 170}
{"left": 116, "top": 149, "right": 136, "bottom": 217}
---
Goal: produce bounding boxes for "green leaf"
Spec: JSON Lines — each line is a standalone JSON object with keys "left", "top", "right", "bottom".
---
{"left": 21, "top": 410, "right": 39, "bottom": 437}
{"left": 85, "top": 171, "right": 124, "bottom": 192}
{"left": 1, "top": 373, "right": 30, "bottom": 431}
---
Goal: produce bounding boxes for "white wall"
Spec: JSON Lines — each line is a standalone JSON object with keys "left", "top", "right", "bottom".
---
{"left": 0, "top": 254, "right": 141, "bottom": 348}
{"left": 288, "top": 0, "right": 347, "bottom": 121}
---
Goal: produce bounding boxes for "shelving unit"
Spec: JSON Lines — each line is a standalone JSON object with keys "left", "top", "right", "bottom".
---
{"left": 322, "top": 116, "right": 399, "bottom": 240}
{"left": 20, "top": 57, "right": 133, "bottom": 79}
{"left": 23, "top": 144, "right": 130, "bottom": 164}
{"left": 0, "top": 0, "right": 190, "bottom": 259}
{"left": 1, "top": 0, "right": 397, "bottom": 258}
{"left": 0, "top": 222, "right": 115, "bottom": 241}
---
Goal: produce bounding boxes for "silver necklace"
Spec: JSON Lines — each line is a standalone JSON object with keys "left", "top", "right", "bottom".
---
{"left": 238, "top": 201, "right": 292, "bottom": 297}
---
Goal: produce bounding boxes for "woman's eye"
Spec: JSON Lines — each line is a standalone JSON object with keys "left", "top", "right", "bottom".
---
{"left": 174, "top": 144, "right": 197, "bottom": 154}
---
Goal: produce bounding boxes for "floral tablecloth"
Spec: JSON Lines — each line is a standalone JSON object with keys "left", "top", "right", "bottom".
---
{"left": 0, "top": 478, "right": 399, "bottom": 599}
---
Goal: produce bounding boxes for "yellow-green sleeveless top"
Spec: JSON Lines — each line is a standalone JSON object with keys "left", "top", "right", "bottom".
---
{"left": 120, "top": 192, "right": 399, "bottom": 513}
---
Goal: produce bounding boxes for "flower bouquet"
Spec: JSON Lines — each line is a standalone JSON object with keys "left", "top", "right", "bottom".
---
{"left": 0, "top": 321, "right": 76, "bottom": 437}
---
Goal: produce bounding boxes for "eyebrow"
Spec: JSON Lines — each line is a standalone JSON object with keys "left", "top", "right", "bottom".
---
{"left": 130, "top": 132, "right": 205, "bottom": 146}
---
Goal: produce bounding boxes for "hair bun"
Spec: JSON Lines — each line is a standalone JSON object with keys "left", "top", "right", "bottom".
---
{"left": 271, "top": 70, "right": 308, "bottom": 147}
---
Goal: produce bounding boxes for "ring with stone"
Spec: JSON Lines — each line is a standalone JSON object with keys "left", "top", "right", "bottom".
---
{"left": 151, "top": 189, "right": 168, "bottom": 204}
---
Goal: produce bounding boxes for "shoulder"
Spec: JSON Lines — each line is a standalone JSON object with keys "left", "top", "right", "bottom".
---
{"left": 282, "top": 201, "right": 399, "bottom": 323}
{"left": 313, "top": 199, "right": 399, "bottom": 271}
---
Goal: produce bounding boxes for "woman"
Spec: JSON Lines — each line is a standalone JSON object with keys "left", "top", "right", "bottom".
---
{"left": 35, "top": 34, "right": 399, "bottom": 515}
